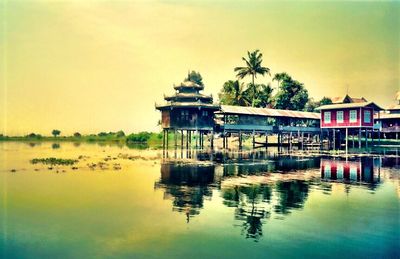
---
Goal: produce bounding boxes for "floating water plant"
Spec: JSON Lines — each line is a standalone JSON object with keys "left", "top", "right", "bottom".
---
{"left": 31, "top": 157, "right": 78, "bottom": 166}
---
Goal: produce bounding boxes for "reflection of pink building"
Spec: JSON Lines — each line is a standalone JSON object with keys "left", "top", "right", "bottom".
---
{"left": 321, "top": 159, "right": 361, "bottom": 181}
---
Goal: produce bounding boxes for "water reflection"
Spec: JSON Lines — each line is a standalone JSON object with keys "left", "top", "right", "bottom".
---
{"left": 154, "top": 162, "right": 218, "bottom": 222}
{"left": 320, "top": 157, "right": 380, "bottom": 189}
{"left": 156, "top": 151, "right": 398, "bottom": 241}
{"left": 223, "top": 184, "right": 271, "bottom": 241}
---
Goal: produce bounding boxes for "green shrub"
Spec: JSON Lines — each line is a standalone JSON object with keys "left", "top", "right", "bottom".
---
{"left": 126, "top": 132, "right": 152, "bottom": 143}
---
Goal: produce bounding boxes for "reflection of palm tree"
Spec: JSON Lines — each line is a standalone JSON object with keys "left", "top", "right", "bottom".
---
{"left": 274, "top": 180, "right": 309, "bottom": 214}
{"left": 223, "top": 184, "right": 271, "bottom": 241}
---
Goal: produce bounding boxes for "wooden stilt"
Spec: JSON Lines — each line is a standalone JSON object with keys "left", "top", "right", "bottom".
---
{"left": 186, "top": 130, "right": 189, "bottom": 150}
{"left": 333, "top": 129, "right": 336, "bottom": 150}
{"left": 252, "top": 131, "right": 255, "bottom": 149}
{"left": 211, "top": 131, "right": 214, "bottom": 149}
{"left": 195, "top": 130, "right": 198, "bottom": 149}
{"left": 162, "top": 129, "right": 166, "bottom": 150}
{"left": 166, "top": 129, "right": 169, "bottom": 149}
{"left": 239, "top": 131, "right": 242, "bottom": 150}
{"left": 174, "top": 130, "right": 177, "bottom": 149}
{"left": 358, "top": 128, "right": 361, "bottom": 148}
{"left": 181, "top": 130, "right": 184, "bottom": 149}
{"left": 265, "top": 133, "right": 268, "bottom": 148}
{"left": 345, "top": 128, "right": 348, "bottom": 155}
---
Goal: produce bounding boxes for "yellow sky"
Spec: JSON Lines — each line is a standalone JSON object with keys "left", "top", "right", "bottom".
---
{"left": 0, "top": 0, "right": 399, "bottom": 135}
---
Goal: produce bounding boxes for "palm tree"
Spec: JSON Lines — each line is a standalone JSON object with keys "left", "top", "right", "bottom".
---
{"left": 234, "top": 50, "right": 270, "bottom": 107}
{"left": 219, "top": 80, "right": 250, "bottom": 106}
{"left": 272, "top": 72, "right": 290, "bottom": 89}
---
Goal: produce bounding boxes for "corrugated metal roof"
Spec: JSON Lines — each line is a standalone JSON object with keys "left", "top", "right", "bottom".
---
{"left": 387, "top": 104, "right": 400, "bottom": 111}
{"left": 375, "top": 113, "right": 400, "bottom": 119}
{"left": 316, "top": 101, "right": 383, "bottom": 111}
{"left": 219, "top": 105, "right": 320, "bottom": 120}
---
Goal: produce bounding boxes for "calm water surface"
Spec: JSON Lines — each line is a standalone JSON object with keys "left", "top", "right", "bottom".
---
{"left": 0, "top": 142, "right": 399, "bottom": 258}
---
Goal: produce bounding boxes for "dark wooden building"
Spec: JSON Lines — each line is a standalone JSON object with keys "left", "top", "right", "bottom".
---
{"left": 156, "top": 79, "right": 219, "bottom": 149}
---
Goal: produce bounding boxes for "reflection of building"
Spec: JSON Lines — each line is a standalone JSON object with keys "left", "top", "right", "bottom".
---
{"left": 321, "top": 158, "right": 379, "bottom": 185}
{"left": 155, "top": 162, "right": 216, "bottom": 222}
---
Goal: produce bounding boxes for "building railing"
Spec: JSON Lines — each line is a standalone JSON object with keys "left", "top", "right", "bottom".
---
{"left": 381, "top": 126, "right": 400, "bottom": 133}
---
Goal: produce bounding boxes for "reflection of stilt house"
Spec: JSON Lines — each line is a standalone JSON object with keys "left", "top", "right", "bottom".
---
{"left": 156, "top": 80, "right": 219, "bottom": 149}
{"left": 321, "top": 158, "right": 378, "bottom": 185}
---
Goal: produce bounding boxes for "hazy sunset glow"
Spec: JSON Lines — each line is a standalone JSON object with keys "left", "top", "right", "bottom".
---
{"left": 1, "top": 0, "right": 399, "bottom": 135}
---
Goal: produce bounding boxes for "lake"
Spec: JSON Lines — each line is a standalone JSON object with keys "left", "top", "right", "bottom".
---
{"left": 0, "top": 142, "right": 399, "bottom": 258}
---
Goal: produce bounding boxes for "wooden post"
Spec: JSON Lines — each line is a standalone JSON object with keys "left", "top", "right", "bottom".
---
{"left": 252, "top": 131, "right": 255, "bottom": 149}
{"left": 333, "top": 129, "right": 336, "bottom": 150}
{"left": 211, "top": 131, "right": 214, "bottom": 149}
{"left": 265, "top": 133, "right": 268, "bottom": 148}
{"left": 289, "top": 132, "right": 292, "bottom": 151}
{"left": 365, "top": 129, "right": 368, "bottom": 148}
{"left": 174, "top": 130, "right": 177, "bottom": 149}
{"left": 195, "top": 130, "right": 198, "bottom": 149}
{"left": 166, "top": 129, "right": 169, "bottom": 149}
{"left": 301, "top": 132, "right": 304, "bottom": 150}
{"left": 371, "top": 130, "right": 374, "bottom": 146}
{"left": 239, "top": 131, "right": 242, "bottom": 150}
{"left": 358, "top": 128, "right": 361, "bottom": 148}
{"left": 186, "top": 130, "right": 189, "bottom": 150}
{"left": 226, "top": 133, "right": 229, "bottom": 149}
{"left": 181, "top": 130, "right": 184, "bottom": 149}
{"left": 345, "top": 127, "right": 348, "bottom": 155}
{"left": 378, "top": 129, "right": 381, "bottom": 145}
{"left": 162, "top": 129, "right": 166, "bottom": 150}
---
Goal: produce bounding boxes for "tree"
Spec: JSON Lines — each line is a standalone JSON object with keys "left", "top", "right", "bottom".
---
{"left": 254, "top": 83, "right": 273, "bottom": 108}
{"left": 51, "top": 130, "right": 61, "bottom": 137}
{"left": 234, "top": 50, "right": 270, "bottom": 107}
{"left": 184, "top": 70, "right": 204, "bottom": 86}
{"left": 319, "top": 97, "right": 333, "bottom": 106}
{"left": 305, "top": 98, "right": 317, "bottom": 112}
{"left": 305, "top": 96, "right": 333, "bottom": 112}
{"left": 218, "top": 80, "right": 250, "bottom": 106}
{"left": 274, "top": 74, "right": 309, "bottom": 111}
{"left": 116, "top": 130, "right": 125, "bottom": 137}
{"left": 73, "top": 132, "right": 81, "bottom": 137}
{"left": 272, "top": 72, "right": 290, "bottom": 89}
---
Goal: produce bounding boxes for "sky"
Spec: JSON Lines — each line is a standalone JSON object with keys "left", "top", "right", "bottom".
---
{"left": 0, "top": 0, "right": 399, "bottom": 136}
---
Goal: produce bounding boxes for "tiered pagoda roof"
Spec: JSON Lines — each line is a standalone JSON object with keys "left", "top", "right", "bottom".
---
{"left": 156, "top": 80, "right": 220, "bottom": 110}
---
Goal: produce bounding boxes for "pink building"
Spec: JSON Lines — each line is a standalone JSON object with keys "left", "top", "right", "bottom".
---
{"left": 318, "top": 102, "right": 381, "bottom": 129}
{"left": 316, "top": 102, "right": 383, "bottom": 150}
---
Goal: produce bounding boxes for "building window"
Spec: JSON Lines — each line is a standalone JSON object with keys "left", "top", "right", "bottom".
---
{"left": 349, "top": 110, "right": 357, "bottom": 123}
{"left": 324, "top": 111, "right": 331, "bottom": 123}
{"left": 202, "top": 110, "right": 208, "bottom": 117}
{"left": 364, "top": 110, "right": 371, "bottom": 123}
{"left": 180, "top": 110, "right": 189, "bottom": 120}
{"left": 336, "top": 111, "right": 344, "bottom": 123}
